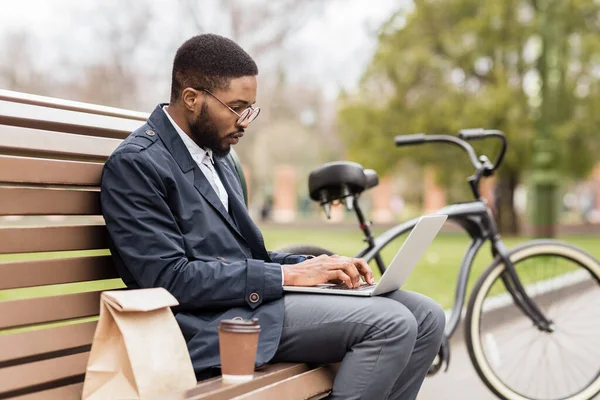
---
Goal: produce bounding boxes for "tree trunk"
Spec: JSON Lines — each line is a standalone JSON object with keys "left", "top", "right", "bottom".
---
{"left": 494, "top": 172, "right": 520, "bottom": 235}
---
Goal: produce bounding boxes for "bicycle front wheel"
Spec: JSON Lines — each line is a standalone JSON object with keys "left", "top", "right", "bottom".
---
{"left": 465, "top": 240, "right": 600, "bottom": 400}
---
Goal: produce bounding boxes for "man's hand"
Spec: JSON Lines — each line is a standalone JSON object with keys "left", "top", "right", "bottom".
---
{"left": 282, "top": 255, "right": 375, "bottom": 288}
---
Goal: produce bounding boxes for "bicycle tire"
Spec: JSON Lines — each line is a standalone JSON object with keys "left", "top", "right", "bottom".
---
{"left": 465, "top": 240, "right": 600, "bottom": 400}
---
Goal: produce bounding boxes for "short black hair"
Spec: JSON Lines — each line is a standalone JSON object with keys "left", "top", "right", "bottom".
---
{"left": 170, "top": 34, "right": 258, "bottom": 102}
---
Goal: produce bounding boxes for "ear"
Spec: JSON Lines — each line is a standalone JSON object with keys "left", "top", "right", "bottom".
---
{"left": 181, "top": 88, "right": 202, "bottom": 112}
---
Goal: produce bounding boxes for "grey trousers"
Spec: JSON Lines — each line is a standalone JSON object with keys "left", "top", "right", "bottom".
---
{"left": 272, "top": 290, "right": 446, "bottom": 400}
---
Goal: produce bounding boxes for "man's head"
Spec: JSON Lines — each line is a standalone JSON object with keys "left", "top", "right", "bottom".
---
{"left": 170, "top": 34, "right": 259, "bottom": 157}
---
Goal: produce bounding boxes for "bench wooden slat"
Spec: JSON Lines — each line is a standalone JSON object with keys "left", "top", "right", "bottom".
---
{"left": 0, "top": 291, "right": 102, "bottom": 330}
{"left": 0, "top": 125, "right": 121, "bottom": 161}
{"left": 0, "top": 89, "right": 148, "bottom": 121}
{"left": 0, "top": 352, "right": 88, "bottom": 396}
{"left": 0, "top": 188, "right": 101, "bottom": 216}
{"left": 235, "top": 366, "right": 336, "bottom": 400}
{"left": 11, "top": 383, "right": 83, "bottom": 400}
{"left": 0, "top": 322, "right": 97, "bottom": 364}
{"left": 0, "top": 155, "right": 103, "bottom": 186}
{"left": 184, "top": 363, "right": 312, "bottom": 400}
{"left": 0, "top": 256, "right": 116, "bottom": 290}
{"left": 0, "top": 225, "right": 108, "bottom": 254}
{"left": 0, "top": 99, "right": 142, "bottom": 139}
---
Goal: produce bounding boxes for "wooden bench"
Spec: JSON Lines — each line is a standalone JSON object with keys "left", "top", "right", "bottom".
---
{"left": 0, "top": 89, "right": 336, "bottom": 400}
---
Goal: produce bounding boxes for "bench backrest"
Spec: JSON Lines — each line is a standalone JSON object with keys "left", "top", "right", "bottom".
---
{"left": 0, "top": 90, "right": 247, "bottom": 399}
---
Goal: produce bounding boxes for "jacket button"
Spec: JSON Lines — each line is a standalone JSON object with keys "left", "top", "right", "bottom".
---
{"left": 249, "top": 292, "right": 260, "bottom": 303}
{"left": 145, "top": 129, "right": 155, "bottom": 136}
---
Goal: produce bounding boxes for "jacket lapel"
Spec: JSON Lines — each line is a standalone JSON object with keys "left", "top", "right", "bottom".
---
{"left": 216, "top": 158, "right": 271, "bottom": 261}
{"left": 147, "top": 105, "right": 245, "bottom": 241}
{"left": 191, "top": 167, "right": 243, "bottom": 239}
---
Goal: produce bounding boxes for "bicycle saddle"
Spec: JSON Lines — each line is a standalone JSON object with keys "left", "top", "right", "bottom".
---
{"left": 308, "top": 161, "right": 379, "bottom": 202}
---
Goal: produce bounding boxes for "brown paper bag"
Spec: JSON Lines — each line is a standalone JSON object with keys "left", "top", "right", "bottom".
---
{"left": 82, "top": 288, "right": 197, "bottom": 400}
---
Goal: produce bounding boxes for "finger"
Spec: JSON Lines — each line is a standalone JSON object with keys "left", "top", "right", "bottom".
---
{"left": 349, "top": 262, "right": 362, "bottom": 286}
{"left": 329, "top": 270, "right": 352, "bottom": 288}
{"left": 353, "top": 258, "right": 375, "bottom": 284}
{"left": 339, "top": 261, "right": 361, "bottom": 287}
{"left": 323, "top": 259, "right": 360, "bottom": 287}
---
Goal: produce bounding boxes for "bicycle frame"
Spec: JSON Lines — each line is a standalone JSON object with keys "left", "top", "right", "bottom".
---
{"left": 353, "top": 199, "right": 493, "bottom": 338}
{"left": 312, "top": 130, "right": 556, "bottom": 348}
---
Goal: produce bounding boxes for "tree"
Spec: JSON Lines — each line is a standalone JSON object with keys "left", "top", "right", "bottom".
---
{"left": 0, "top": 31, "right": 56, "bottom": 95}
{"left": 71, "top": 1, "right": 156, "bottom": 109}
{"left": 338, "top": 0, "right": 600, "bottom": 234}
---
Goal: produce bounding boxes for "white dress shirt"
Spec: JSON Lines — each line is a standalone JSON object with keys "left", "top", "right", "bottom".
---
{"left": 163, "top": 106, "right": 229, "bottom": 211}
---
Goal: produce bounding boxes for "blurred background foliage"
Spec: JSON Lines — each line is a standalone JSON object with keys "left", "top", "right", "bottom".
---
{"left": 339, "top": 0, "right": 600, "bottom": 233}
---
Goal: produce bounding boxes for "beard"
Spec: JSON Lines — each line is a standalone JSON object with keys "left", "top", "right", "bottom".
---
{"left": 189, "top": 103, "right": 231, "bottom": 157}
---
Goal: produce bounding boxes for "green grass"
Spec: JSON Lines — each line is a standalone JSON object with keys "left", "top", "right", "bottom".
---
{"left": 260, "top": 225, "right": 600, "bottom": 308}
{"left": 1, "top": 226, "right": 599, "bottom": 310}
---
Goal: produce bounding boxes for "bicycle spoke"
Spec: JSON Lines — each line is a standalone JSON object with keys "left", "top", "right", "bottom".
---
{"left": 556, "top": 310, "right": 600, "bottom": 326}
{"left": 481, "top": 321, "right": 534, "bottom": 347}
{"left": 550, "top": 294, "right": 599, "bottom": 323}
{"left": 511, "top": 341, "right": 538, "bottom": 395}
{"left": 555, "top": 340, "right": 574, "bottom": 399}
{"left": 557, "top": 318, "right": 600, "bottom": 333}
{"left": 553, "top": 332, "right": 599, "bottom": 371}
{"left": 546, "top": 318, "right": 599, "bottom": 397}
{"left": 557, "top": 333, "right": 600, "bottom": 354}
{"left": 555, "top": 335, "right": 587, "bottom": 398}
{"left": 522, "top": 337, "right": 549, "bottom": 398}
{"left": 545, "top": 336, "right": 563, "bottom": 400}
{"left": 567, "top": 355, "right": 591, "bottom": 390}
{"left": 557, "top": 331, "right": 600, "bottom": 345}
{"left": 554, "top": 338, "right": 595, "bottom": 395}
{"left": 499, "top": 333, "right": 542, "bottom": 389}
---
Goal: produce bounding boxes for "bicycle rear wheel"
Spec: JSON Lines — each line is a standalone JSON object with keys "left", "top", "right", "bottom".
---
{"left": 465, "top": 240, "right": 600, "bottom": 400}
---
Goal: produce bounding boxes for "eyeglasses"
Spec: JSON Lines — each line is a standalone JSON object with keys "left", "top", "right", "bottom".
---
{"left": 195, "top": 88, "right": 260, "bottom": 125}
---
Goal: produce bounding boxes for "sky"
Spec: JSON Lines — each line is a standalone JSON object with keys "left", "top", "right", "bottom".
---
{"left": 0, "top": 0, "right": 404, "bottom": 100}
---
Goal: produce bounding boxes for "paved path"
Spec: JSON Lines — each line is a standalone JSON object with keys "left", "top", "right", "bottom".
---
{"left": 418, "top": 336, "right": 499, "bottom": 400}
{"left": 418, "top": 286, "right": 600, "bottom": 400}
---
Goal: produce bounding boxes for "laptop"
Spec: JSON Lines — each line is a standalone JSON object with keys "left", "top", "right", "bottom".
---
{"left": 283, "top": 214, "right": 448, "bottom": 297}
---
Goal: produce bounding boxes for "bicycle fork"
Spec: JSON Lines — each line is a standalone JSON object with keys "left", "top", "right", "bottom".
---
{"left": 493, "top": 239, "right": 554, "bottom": 332}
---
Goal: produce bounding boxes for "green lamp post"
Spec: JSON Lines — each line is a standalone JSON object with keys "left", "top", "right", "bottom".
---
{"left": 530, "top": 0, "right": 566, "bottom": 238}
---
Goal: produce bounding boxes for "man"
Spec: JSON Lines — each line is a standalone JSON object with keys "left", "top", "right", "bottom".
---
{"left": 101, "top": 34, "right": 445, "bottom": 400}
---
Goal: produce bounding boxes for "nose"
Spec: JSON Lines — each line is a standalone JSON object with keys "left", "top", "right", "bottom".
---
{"left": 236, "top": 117, "right": 250, "bottom": 129}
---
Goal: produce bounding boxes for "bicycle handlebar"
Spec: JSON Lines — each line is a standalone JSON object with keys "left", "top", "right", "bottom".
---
{"left": 459, "top": 128, "right": 489, "bottom": 140}
{"left": 394, "top": 129, "right": 506, "bottom": 174}
{"left": 393, "top": 133, "right": 427, "bottom": 146}
{"left": 458, "top": 129, "right": 507, "bottom": 173}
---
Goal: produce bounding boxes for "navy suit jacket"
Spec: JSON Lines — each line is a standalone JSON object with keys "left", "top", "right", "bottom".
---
{"left": 100, "top": 104, "right": 304, "bottom": 376}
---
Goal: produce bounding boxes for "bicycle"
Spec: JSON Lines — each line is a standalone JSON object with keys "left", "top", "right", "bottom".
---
{"left": 277, "top": 129, "right": 600, "bottom": 400}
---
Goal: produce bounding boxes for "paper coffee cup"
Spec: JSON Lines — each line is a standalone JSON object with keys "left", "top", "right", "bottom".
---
{"left": 218, "top": 318, "right": 261, "bottom": 383}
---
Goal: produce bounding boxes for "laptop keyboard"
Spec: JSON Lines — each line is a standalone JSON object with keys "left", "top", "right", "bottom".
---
{"left": 328, "top": 283, "right": 377, "bottom": 291}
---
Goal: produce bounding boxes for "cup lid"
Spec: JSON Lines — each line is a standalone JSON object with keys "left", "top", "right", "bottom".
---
{"left": 219, "top": 318, "right": 260, "bottom": 332}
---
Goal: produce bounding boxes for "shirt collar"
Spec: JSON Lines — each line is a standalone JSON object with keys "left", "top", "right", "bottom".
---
{"left": 163, "top": 105, "right": 214, "bottom": 165}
